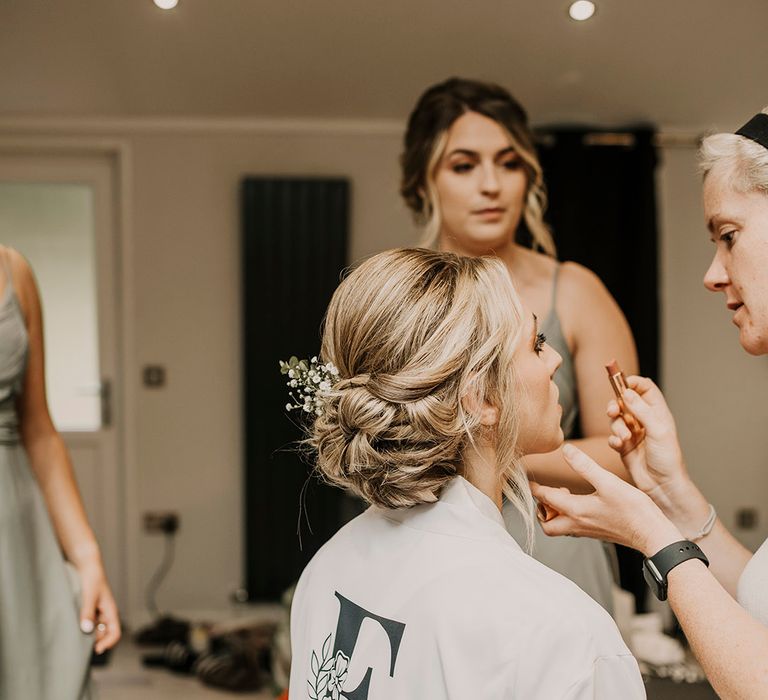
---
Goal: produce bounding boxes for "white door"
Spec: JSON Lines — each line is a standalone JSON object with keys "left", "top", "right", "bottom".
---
{"left": 0, "top": 152, "right": 124, "bottom": 609}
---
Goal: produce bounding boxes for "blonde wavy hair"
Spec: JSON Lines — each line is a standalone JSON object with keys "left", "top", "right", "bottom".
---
{"left": 400, "top": 78, "right": 555, "bottom": 256}
{"left": 311, "top": 248, "right": 535, "bottom": 546}
{"left": 699, "top": 106, "right": 768, "bottom": 192}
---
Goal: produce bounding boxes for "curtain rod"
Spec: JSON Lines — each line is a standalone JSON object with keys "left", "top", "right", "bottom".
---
{"left": 655, "top": 132, "right": 704, "bottom": 148}
{"left": 535, "top": 130, "right": 703, "bottom": 149}
{"left": 0, "top": 117, "right": 706, "bottom": 147}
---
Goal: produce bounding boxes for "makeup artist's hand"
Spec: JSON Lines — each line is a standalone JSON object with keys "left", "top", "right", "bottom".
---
{"left": 531, "top": 444, "right": 683, "bottom": 556}
{"left": 608, "top": 376, "right": 713, "bottom": 535}
{"left": 607, "top": 376, "right": 688, "bottom": 499}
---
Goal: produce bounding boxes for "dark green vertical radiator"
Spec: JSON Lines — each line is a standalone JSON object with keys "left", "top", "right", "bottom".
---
{"left": 241, "top": 177, "right": 350, "bottom": 600}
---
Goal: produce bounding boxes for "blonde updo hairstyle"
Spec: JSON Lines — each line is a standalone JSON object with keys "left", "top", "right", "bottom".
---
{"left": 400, "top": 77, "right": 555, "bottom": 256}
{"left": 311, "top": 248, "right": 535, "bottom": 542}
{"left": 699, "top": 106, "right": 768, "bottom": 192}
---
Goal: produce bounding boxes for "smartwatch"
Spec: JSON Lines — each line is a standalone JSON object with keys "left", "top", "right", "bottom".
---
{"left": 643, "top": 540, "right": 709, "bottom": 601}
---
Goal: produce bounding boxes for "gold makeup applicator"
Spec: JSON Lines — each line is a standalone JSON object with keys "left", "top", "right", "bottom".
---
{"left": 605, "top": 359, "right": 645, "bottom": 454}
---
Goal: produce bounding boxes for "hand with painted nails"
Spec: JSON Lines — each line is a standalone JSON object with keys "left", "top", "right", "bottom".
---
{"left": 530, "top": 444, "right": 683, "bottom": 556}
{"left": 77, "top": 558, "right": 121, "bottom": 654}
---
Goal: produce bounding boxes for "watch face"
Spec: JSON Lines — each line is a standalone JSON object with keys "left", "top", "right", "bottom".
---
{"left": 643, "top": 559, "right": 666, "bottom": 600}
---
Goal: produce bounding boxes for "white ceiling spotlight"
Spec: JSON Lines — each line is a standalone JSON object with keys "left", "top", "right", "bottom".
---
{"left": 569, "top": 1, "right": 595, "bottom": 21}
{"left": 153, "top": 0, "right": 179, "bottom": 9}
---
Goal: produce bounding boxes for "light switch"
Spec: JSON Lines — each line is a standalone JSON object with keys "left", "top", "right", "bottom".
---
{"left": 143, "top": 365, "right": 166, "bottom": 388}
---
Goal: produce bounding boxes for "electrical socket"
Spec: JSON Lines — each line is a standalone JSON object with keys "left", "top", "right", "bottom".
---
{"left": 144, "top": 511, "right": 180, "bottom": 534}
{"left": 736, "top": 507, "right": 758, "bottom": 530}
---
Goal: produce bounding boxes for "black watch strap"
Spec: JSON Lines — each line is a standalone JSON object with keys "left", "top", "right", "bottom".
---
{"left": 644, "top": 540, "right": 709, "bottom": 601}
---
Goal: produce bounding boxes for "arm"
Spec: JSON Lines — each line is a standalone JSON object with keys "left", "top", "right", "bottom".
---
{"left": 532, "top": 447, "right": 768, "bottom": 700}
{"left": 639, "top": 475, "right": 752, "bottom": 596}
{"left": 611, "top": 378, "right": 753, "bottom": 594}
{"left": 11, "top": 249, "right": 120, "bottom": 653}
{"left": 525, "top": 262, "right": 638, "bottom": 493}
{"left": 667, "top": 558, "right": 768, "bottom": 699}
{"left": 524, "top": 439, "right": 629, "bottom": 494}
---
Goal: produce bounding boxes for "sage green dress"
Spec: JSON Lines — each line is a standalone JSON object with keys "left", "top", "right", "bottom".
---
{"left": 503, "top": 266, "right": 617, "bottom": 614}
{"left": 0, "top": 257, "right": 93, "bottom": 699}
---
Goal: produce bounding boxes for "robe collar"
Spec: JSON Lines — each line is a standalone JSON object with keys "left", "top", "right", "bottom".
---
{"left": 378, "top": 476, "right": 522, "bottom": 550}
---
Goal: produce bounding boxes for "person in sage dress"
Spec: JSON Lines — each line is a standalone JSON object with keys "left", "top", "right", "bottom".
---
{"left": 399, "top": 78, "right": 639, "bottom": 612}
{"left": 0, "top": 245, "right": 120, "bottom": 699}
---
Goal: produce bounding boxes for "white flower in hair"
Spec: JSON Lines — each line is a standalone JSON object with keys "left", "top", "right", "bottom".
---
{"left": 279, "top": 355, "right": 340, "bottom": 416}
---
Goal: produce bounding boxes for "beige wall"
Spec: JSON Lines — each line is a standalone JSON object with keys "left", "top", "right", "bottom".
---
{"left": 3, "top": 122, "right": 767, "bottom": 622}
{"left": 128, "top": 125, "right": 416, "bottom": 618}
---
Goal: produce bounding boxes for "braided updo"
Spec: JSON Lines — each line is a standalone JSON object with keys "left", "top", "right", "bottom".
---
{"left": 311, "top": 248, "right": 534, "bottom": 535}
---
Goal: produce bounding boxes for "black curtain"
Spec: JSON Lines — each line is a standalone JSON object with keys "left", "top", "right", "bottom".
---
{"left": 241, "top": 177, "right": 358, "bottom": 601}
{"left": 531, "top": 127, "right": 660, "bottom": 610}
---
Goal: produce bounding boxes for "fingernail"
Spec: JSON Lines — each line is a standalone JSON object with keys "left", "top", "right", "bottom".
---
{"left": 623, "top": 389, "right": 638, "bottom": 401}
{"left": 562, "top": 443, "right": 576, "bottom": 458}
{"left": 80, "top": 619, "right": 94, "bottom": 634}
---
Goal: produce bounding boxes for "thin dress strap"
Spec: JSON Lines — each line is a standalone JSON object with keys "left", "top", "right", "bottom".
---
{"left": 0, "top": 248, "right": 12, "bottom": 299}
{"left": 547, "top": 263, "right": 560, "bottom": 319}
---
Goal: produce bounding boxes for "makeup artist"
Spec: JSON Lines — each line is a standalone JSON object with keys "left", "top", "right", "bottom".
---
{"left": 399, "top": 77, "right": 639, "bottom": 613}
{"left": 532, "top": 110, "right": 768, "bottom": 699}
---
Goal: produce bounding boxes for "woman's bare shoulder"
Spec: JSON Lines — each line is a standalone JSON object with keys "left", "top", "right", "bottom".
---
{"left": 4, "top": 246, "right": 33, "bottom": 274}
{"left": 2, "top": 247, "right": 38, "bottom": 319}
{"left": 558, "top": 261, "right": 612, "bottom": 300}
{"left": 555, "top": 261, "right": 628, "bottom": 344}
{"left": 513, "top": 246, "right": 559, "bottom": 284}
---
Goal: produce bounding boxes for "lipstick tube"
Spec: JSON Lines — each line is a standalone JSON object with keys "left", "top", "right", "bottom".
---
{"left": 605, "top": 359, "right": 645, "bottom": 453}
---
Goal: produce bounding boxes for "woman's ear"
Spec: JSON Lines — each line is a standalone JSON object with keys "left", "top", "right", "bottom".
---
{"left": 418, "top": 187, "right": 430, "bottom": 213}
{"left": 478, "top": 402, "right": 499, "bottom": 427}
{"left": 461, "top": 387, "right": 499, "bottom": 427}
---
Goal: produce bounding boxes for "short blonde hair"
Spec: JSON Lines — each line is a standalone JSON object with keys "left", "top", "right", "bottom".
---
{"left": 699, "top": 106, "right": 768, "bottom": 192}
{"left": 311, "top": 248, "right": 535, "bottom": 544}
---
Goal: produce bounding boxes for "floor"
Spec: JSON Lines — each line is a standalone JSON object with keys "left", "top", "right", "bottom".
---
{"left": 92, "top": 641, "right": 275, "bottom": 699}
{"left": 93, "top": 643, "right": 720, "bottom": 700}
{"left": 645, "top": 677, "right": 718, "bottom": 699}
{"left": 92, "top": 630, "right": 718, "bottom": 700}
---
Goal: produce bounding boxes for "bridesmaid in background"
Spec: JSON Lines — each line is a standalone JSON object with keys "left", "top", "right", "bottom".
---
{"left": 0, "top": 245, "right": 120, "bottom": 699}
{"left": 399, "top": 77, "right": 639, "bottom": 612}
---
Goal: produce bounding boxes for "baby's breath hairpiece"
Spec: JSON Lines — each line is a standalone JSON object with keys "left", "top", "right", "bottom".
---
{"left": 279, "top": 355, "right": 340, "bottom": 416}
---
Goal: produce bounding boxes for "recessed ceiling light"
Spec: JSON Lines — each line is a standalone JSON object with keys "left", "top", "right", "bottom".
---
{"left": 154, "top": 0, "right": 178, "bottom": 9}
{"left": 569, "top": 0, "right": 595, "bottom": 21}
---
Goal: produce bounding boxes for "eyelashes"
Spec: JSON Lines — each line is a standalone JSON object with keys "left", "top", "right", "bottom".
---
{"left": 449, "top": 158, "right": 520, "bottom": 174}
{"left": 720, "top": 231, "right": 736, "bottom": 249}
{"left": 534, "top": 332, "right": 547, "bottom": 354}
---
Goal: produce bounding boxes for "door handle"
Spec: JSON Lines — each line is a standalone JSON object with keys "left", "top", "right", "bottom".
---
{"left": 100, "top": 379, "right": 112, "bottom": 428}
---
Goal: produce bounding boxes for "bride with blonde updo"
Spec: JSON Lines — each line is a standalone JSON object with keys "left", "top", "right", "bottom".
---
{"left": 289, "top": 248, "right": 644, "bottom": 699}
{"left": 313, "top": 247, "right": 532, "bottom": 518}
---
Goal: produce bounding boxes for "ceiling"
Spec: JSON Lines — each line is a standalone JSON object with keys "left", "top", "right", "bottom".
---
{"left": 1, "top": 0, "right": 766, "bottom": 130}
